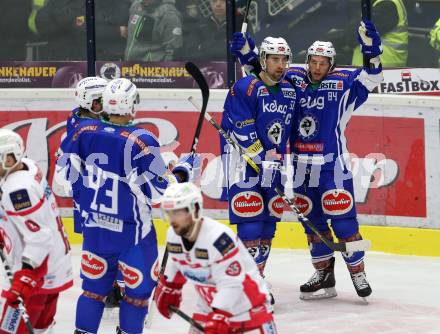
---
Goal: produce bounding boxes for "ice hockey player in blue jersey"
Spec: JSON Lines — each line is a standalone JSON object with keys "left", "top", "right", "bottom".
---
{"left": 60, "top": 78, "right": 179, "bottom": 334}
{"left": 67, "top": 76, "right": 108, "bottom": 135}
{"left": 231, "top": 20, "right": 384, "bottom": 300}
{"left": 221, "top": 36, "right": 298, "bottom": 306}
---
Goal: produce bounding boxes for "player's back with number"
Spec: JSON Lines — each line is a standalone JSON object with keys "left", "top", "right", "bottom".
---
{"left": 64, "top": 120, "right": 170, "bottom": 253}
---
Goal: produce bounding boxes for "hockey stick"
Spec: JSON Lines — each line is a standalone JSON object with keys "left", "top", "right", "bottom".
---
{"left": 185, "top": 61, "right": 210, "bottom": 155}
{"left": 241, "top": 0, "right": 253, "bottom": 35}
{"left": 188, "top": 97, "right": 371, "bottom": 253}
{"left": 0, "top": 249, "right": 35, "bottom": 334}
{"left": 239, "top": 0, "right": 254, "bottom": 76}
{"left": 169, "top": 306, "right": 204, "bottom": 332}
{"left": 144, "top": 62, "right": 210, "bottom": 329}
{"left": 361, "top": 0, "right": 372, "bottom": 68}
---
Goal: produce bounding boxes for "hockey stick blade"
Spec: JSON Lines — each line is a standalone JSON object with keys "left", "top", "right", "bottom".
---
{"left": 188, "top": 97, "right": 371, "bottom": 253}
{"left": 185, "top": 62, "right": 209, "bottom": 155}
{"left": 169, "top": 306, "right": 204, "bottom": 332}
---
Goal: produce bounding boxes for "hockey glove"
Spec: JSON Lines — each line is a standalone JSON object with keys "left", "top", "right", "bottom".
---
{"left": 357, "top": 19, "right": 383, "bottom": 58}
{"left": 172, "top": 153, "right": 202, "bottom": 183}
{"left": 231, "top": 32, "right": 259, "bottom": 74}
{"left": 154, "top": 275, "right": 185, "bottom": 319}
{"left": 204, "top": 309, "right": 232, "bottom": 334}
{"left": 429, "top": 19, "right": 440, "bottom": 51}
{"left": 1, "top": 269, "right": 42, "bottom": 305}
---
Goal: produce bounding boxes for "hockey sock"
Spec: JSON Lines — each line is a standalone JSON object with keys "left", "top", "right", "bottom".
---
{"left": 75, "top": 291, "right": 106, "bottom": 333}
{"left": 242, "top": 239, "right": 261, "bottom": 262}
{"left": 257, "top": 222, "right": 276, "bottom": 275}
{"left": 339, "top": 232, "right": 365, "bottom": 273}
{"left": 119, "top": 294, "right": 149, "bottom": 333}
{"left": 256, "top": 239, "right": 272, "bottom": 275}
{"left": 307, "top": 231, "right": 334, "bottom": 269}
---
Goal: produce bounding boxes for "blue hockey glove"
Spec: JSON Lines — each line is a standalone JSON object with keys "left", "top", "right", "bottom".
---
{"left": 172, "top": 153, "right": 201, "bottom": 183}
{"left": 230, "top": 32, "right": 258, "bottom": 66}
{"left": 357, "top": 19, "right": 383, "bottom": 58}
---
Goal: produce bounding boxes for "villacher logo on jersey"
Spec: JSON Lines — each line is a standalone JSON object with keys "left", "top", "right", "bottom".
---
{"left": 321, "top": 189, "right": 353, "bottom": 215}
{"left": 232, "top": 192, "right": 264, "bottom": 218}
{"left": 293, "top": 194, "right": 313, "bottom": 216}
{"left": 81, "top": 251, "right": 107, "bottom": 279}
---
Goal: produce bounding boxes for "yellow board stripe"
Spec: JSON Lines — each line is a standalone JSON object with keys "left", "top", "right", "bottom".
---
{"left": 62, "top": 218, "right": 440, "bottom": 257}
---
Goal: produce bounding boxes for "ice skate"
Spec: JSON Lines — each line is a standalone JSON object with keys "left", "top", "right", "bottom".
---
{"left": 350, "top": 270, "right": 372, "bottom": 301}
{"left": 300, "top": 257, "right": 337, "bottom": 300}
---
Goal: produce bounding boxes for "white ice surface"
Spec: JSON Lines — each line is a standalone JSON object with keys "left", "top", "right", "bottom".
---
{"left": 26, "top": 246, "right": 440, "bottom": 333}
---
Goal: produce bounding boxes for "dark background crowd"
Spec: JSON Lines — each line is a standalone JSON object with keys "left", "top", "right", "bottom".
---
{"left": 0, "top": 0, "right": 439, "bottom": 67}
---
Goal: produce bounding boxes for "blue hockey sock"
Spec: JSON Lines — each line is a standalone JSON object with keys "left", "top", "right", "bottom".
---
{"left": 119, "top": 294, "right": 149, "bottom": 333}
{"left": 75, "top": 292, "right": 106, "bottom": 333}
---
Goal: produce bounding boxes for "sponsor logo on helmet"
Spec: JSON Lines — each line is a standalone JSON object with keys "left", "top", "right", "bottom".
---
{"left": 321, "top": 189, "right": 353, "bottom": 215}
{"left": 268, "top": 196, "right": 284, "bottom": 218}
{"left": 316, "top": 47, "right": 324, "bottom": 52}
{"left": 231, "top": 192, "right": 264, "bottom": 217}
{"left": 119, "top": 261, "right": 143, "bottom": 289}
{"left": 294, "top": 194, "right": 313, "bottom": 216}
{"left": 81, "top": 251, "right": 107, "bottom": 279}
{"left": 278, "top": 46, "right": 286, "bottom": 52}
{"left": 225, "top": 261, "right": 242, "bottom": 276}
{"left": 109, "top": 99, "right": 117, "bottom": 105}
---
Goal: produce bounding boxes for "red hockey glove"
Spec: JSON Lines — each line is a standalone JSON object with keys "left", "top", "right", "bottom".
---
{"left": 204, "top": 309, "right": 232, "bottom": 334}
{"left": 154, "top": 274, "right": 185, "bottom": 319}
{"left": 1, "top": 269, "right": 42, "bottom": 305}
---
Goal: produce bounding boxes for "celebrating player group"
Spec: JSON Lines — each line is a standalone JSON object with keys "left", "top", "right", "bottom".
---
{"left": 0, "top": 9, "right": 383, "bottom": 334}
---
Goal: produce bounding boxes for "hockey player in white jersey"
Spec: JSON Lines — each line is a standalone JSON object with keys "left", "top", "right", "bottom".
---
{"left": 155, "top": 182, "right": 277, "bottom": 334}
{"left": 0, "top": 129, "right": 73, "bottom": 333}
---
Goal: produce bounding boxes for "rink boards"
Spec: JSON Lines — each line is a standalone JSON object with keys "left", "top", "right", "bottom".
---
{"left": 0, "top": 89, "right": 440, "bottom": 256}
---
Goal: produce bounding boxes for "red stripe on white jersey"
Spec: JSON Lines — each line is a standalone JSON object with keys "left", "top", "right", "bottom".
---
{"left": 6, "top": 196, "right": 45, "bottom": 216}
{"left": 215, "top": 247, "right": 239, "bottom": 264}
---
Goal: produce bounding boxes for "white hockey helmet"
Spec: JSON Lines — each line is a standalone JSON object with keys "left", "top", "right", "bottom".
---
{"left": 103, "top": 78, "right": 139, "bottom": 117}
{"left": 0, "top": 129, "right": 25, "bottom": 171}
{"left": 306, "top": 41, "right": 336, "bottom": 69}
{"left": 161, "top": 182, "right": 203, "bottom": 223}
{"left": 259, "top": 36, "right": 292, "bottom": 71}
{"left": 74, "top": 76, "right": 108, "bottom": 113}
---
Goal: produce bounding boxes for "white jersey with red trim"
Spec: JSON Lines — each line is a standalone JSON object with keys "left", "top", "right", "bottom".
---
{"left": 0, "top": 158, "right": 73, "bottom": 293}
{"left": 165, "top": 217, "right": 270, "bottom": 319}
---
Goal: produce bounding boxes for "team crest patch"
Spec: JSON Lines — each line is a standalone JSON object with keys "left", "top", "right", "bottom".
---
{"left": 195, "top": 248, "right": 209, "bottom": 260}
{"left": 299, "top": 115, "right": 319, "bottom": 140}
{"left": 167, "top": 242, "right": 183, "bottom": 254}
{"left": 9, "top": 189, "right": 32, "bottom": 211}
{"left": 24, "top": 220, "right": 40, "bottom": 232}
{"left": 214, "top": 232, "right": 235, "bottom": 256}
{"left": 225, "top": 261, "right": 241, "bottom": 276}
